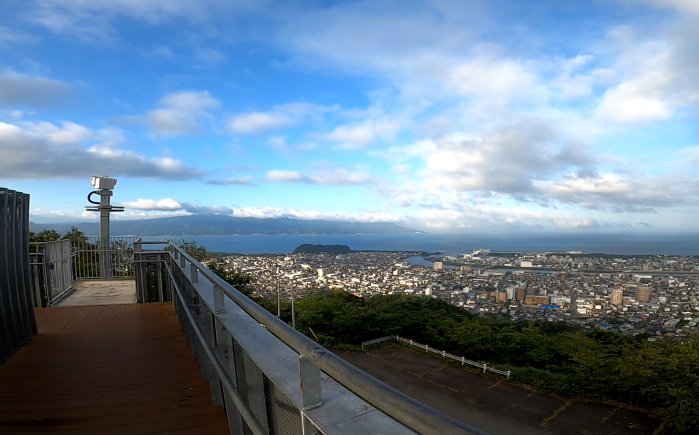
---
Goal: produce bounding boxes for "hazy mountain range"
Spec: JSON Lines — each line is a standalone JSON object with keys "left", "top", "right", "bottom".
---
{"left": 29, "top": 214, "right": 414, "bottom": 236}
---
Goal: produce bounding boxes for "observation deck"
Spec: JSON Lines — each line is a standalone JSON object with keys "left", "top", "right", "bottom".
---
{"left": 1, "top": 186, "right": 483, "bottom": 435}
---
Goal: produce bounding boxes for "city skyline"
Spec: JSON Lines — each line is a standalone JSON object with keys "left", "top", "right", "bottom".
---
{"left": 1, "top": 0, "right": 698, "bottom": 233}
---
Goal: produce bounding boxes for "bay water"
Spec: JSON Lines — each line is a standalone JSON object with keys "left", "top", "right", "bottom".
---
{"left": 141, "top": 232, "right": 699, "bottom": 256}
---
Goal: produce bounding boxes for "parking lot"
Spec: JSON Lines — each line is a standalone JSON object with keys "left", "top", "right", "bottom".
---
{"left": 336, "top": 345, "right": 661, "bottom": 434}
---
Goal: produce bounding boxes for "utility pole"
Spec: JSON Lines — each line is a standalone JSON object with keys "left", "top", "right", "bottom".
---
{"left": 276, "top": 274, "right": 281, "bottom": 318}
{"left": 85, "top": 176, "right": 124, "bottom": 278}
{"left": 291, "top": 285, "right": 296, "bottom": 329}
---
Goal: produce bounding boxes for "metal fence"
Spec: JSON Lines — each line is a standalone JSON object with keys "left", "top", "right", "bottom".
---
{"left": 28, "top": 236, "right": 138, "bottom": 307}
{"left": 361, "top": 335, "right": 510, "bottom": 379}
{"left": 0, "top": 188, "right": 36, "bottom": 363}
{"left": 72, "top": 236, "right": 137, "bottom": 280}
{"left": 133, "top": 240, "right": 171, "bottom": 303}
{"left": 29, "top": 240, "right": 73, "bottom": 307}
{"left": 138, "top": 242, "right": 486, "bottom": 435}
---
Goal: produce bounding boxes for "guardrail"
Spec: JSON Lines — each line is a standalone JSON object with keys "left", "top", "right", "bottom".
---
{"left": 141, "top": 242, "right": 486, "bottom": 435}
{"left": 361, "top": 335, "right": 511, "bottom": 380}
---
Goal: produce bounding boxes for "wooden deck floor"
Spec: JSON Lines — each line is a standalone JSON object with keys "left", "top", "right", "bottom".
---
{"left": 0, "top": 303, "right": 229, "bottom": 434}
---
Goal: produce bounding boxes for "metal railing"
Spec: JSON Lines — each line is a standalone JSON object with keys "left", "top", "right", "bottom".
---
{"left": 28, "top": 236, "right": 138, "bottom": 307}
{"left": 72, "top": 236, "right": 137, "bottom": 280}
{"left": 136, "top": 241, "right": 486, "bottom": 435}
{"left": 0, "top": 188, "right": 36, "bottom": 363}
{"left": 361, "top": 336, "right": 511, "bottom": 379}
{"left": 396, "top": 337, "right": 511, "bottom": 379}
{"left": 29, "top": 240, "right": 73, "bottom": 307}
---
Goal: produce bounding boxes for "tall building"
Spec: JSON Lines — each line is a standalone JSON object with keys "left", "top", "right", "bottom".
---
{"left": 636, "top": 286, "right": 651, "bottom": 302}
{"left": 433, "top": 261, "right": 443, "bottom": 271}
{"left": 611, "top": 288, "right": 623, "bottom": 305}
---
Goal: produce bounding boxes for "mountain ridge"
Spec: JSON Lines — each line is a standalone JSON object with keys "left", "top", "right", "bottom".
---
{"left": 29, "top": 214, "right": 415, "bottom": 236}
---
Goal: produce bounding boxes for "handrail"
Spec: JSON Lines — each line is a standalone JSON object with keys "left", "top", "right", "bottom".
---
{"left": 169, "top": 242, "right": 486, "bottom": 435}
{"left": 162, "top": 259, "right": 267, "bottom": 435}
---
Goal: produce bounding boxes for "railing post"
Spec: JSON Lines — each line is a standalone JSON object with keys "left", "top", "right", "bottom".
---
{"left": 461, "top": 356, "right": 465, "bottom": 366}
{"left": 299, "top": 355, "right": 322, "bottom": 410}
{"left": 483, "top": 363, "right": 487, "bottom": 373}
{"left": 213, "top": 283, "right": 225, "bottom": 314}
{"left": 190, "top": 263, "right": 198, "bottom": 283}
{"left": 179, "top": 253, "right": 185, "bottom": 268}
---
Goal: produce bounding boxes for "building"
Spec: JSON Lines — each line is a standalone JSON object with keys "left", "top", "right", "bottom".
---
{"left": 611, "top": 288, "right": 623, "bottom": 305}
{"left": 637, "top": 285, "right": 651, "bottom": 302}
{"left": 433, "top": 261, "right": 443, "bottom": 271}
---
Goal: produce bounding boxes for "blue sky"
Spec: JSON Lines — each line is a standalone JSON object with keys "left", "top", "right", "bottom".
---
{"left": 1, "top": 0, "right": 698, "bottom": 233}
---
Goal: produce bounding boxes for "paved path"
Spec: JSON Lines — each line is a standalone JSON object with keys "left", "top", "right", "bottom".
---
{"left": 57, "top": 280, "right": 136, "bottom": 306}
{"left": 337, "top": 345, "right": 662, "bottom": 435}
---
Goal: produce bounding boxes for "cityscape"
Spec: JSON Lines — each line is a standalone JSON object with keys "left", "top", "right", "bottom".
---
{"left": 220, "top": 249, "right": 699, "bottom": 340}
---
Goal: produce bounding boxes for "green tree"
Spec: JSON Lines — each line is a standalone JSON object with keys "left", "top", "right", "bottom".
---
{"left": 177, "top": 239, "right": 210, "bottom": 261}
{"left": 62, "top": 226, "right": 88, "bottom": 246}
{"left": 30, "top": 229, "right": 61, "bottom": 242}
{"left": 208, "top": 260, "right": 255, "bottom": 296}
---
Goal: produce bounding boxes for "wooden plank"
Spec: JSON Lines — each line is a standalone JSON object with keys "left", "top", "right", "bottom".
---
{"left": 0, "top": 303, "right": 229, "bottom": 434}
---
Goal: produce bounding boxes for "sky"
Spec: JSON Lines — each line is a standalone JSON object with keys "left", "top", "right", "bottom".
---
{"left": 1, "top": 0, "right": 698, "bottom": 233}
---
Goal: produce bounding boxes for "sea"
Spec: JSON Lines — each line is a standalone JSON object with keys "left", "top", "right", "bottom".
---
{"left": 140, "top": 232, "right": 699, "bottom": 256}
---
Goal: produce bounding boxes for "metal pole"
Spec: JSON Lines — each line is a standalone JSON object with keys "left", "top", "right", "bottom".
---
{"left": 100, "top": 189, "right": 112, "bottom": 279}
{"left": 291, "top": 285, "right": 296, "bottom": 329}
{"left": 85, "top": 177, "right": 123, "bottom": 279}
{"left": 276, "top": 279, "right": 281, "bottom": 318}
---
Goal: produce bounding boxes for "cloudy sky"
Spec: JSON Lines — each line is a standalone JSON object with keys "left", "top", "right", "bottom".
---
{"left": 1, "top": 0, "right": 698, "bottom": 233}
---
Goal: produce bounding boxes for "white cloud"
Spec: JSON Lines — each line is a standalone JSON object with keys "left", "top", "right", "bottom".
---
{"left": 595, "top": 85, "right": 671, "bottom": 123}
{"left": 446, "top": 56, "right": 543, "bottom": 104}
{"left": 0, "top": 69, "right": 71, "bottom": 107}
{"left": 229, "top": 112, "right": 294, "bottom": 134}
{"left": 0, "top": 25, "right": 37, "bottom": 44}
{"left": 0, "top": 120, "right": 205, "bottom": 179}
{"left": 146, "top": 90, "right": 220, "bottom": 135}
{"left": 593, "top": 22, "right": 699, "bottom": 123}
{"left": 232, "top": 206, "right": 404, "bottom": 223}
{"left": 633, "top": 0, "right": 699, "bottom": 14}
{"left": 206, "top": 176, "right": 253, "bottom": 185}
{"left": 325, "top": 118, "right": 400, "bottom": 149}
{"left": 535, "top": 172, "right": 683, "bottom": 212}
{"left": 181, "top": 202, "right": 233, "bottom": 214}
{"left": 119, "top": 198, "right": 235, "bottom": 215}
{"left": 25, "top": 0, "right": 259, "bottom": 43}
{"left": 265, "top": 167, "right": 371, "bottom": 185}
{"left": 228, "top": 102, "right": 336, "bottom": 134}
{"left": 392, "top": 124, "right": 589, "bottom": 195}
{"left": 122, "top": 198, "right": 182, "bottom": 210}
{"left": 265, "top": 170, "right": 305, "bottom": 183}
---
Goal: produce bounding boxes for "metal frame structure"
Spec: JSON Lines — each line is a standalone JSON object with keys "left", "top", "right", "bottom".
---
{"left": 134, "top": 241, "right": 486, "bottom": 435}
{"left": 29, "top": 239, "right": 73, "bottom": 307}
{"left": 29, "top": 236, "right": 137, "bottom": 307}
{"left": 0, "top": 188, "right": 36, "bottom": 363}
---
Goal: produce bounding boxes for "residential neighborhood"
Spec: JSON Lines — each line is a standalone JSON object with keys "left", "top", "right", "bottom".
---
{"left": 219, "top": 249, "right": 699, "bottom": 340}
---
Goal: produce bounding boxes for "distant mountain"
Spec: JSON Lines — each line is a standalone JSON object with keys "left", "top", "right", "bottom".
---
{"left": 29, "top": 214, "right": 415, "bottom": 236}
